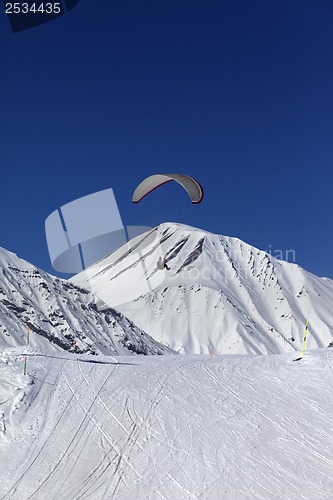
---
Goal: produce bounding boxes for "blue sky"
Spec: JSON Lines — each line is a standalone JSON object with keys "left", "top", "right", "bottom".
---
{"left": 1, "top": 0, "right": 333, "bottom": 278}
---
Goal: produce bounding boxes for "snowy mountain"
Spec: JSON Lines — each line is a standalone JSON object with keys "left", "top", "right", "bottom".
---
{"left": 0, "top": 247, "right": 172, "bottom": 356}
{"left": 1, "top": 347, "right": 333, "bottom": 499}
{"left": 2, "top": 227, "right": 333, "bottom": 499}
{"left": 72, "top": 223, "right": 333, "bottom": 355}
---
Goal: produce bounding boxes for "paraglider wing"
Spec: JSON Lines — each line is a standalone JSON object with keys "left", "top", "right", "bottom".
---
{"left": 132, "top": 174, "right": 204, "bottom": 204}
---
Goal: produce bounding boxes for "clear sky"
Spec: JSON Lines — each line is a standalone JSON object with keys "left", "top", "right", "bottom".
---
{"left": 1, "top": 0, "right": 333, "bottom": 278}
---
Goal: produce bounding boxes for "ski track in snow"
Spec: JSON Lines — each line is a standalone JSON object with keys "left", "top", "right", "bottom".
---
{"left": 1, "top": 349, "right": 333, "bottom": 499}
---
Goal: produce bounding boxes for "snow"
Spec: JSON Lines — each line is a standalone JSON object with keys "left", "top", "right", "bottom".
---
{"left": 72, "top": 223, "right": 333, "bottom": 355}
{"left": 2, "top": 222, "right": 333, "bottom": 498}
{"left": 1, "top": 347, "right": 333, "bottom": 499}
{"left": 0, "top": 246, "right": 173, "bottom": 356}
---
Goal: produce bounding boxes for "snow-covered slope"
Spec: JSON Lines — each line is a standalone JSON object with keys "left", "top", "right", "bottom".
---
{"left": 1, "top": 347, "right": 333, "bottom": 499}
{"left": 72, "top": 223, "right": 333, "bottom": 355}
{"left": 0, "top": 248, "right": 172, "bottom": 356}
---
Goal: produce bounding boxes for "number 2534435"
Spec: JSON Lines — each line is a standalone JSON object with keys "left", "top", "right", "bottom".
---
{"left": 5, "top": 3, "right": 62, "bottom": 14}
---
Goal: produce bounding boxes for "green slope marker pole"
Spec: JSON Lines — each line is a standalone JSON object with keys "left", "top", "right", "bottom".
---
{"left": 301, "top": 320, "right": 309, "bottom": 356}
{"left": 23, "top": 356, "right": 27, "bottom": 376}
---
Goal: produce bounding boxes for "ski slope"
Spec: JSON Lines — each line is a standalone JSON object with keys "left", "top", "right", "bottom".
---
{"left": 1, "top": 347, "right": 333, "bottom": 499}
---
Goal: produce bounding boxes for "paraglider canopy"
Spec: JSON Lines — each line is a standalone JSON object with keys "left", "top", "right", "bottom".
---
{"left": 132, "top": 174, "right": 204, "bottom": 204}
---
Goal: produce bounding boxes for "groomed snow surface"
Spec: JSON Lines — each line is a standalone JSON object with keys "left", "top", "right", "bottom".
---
{"left": 1, "top": 347, "right": 333, "bottom": 500}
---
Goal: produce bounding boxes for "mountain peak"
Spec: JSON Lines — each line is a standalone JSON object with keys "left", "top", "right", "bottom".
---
{"left": 72, "top": 223, "right": 333, "bottom": 355}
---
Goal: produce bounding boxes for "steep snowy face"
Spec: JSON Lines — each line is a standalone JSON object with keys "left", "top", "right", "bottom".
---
{"left": 72, "top": 223, "right": 333, "bottom": 355}
{"left": 0, "top": 248, "right": 173, "bottom": 356}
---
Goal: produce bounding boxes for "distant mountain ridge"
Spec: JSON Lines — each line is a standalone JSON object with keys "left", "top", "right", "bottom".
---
{"left": 0, "top": 247, "right": 173, "bottom": 356}
{"left": 72, "top": 223, "right": 333, "bottom": 355}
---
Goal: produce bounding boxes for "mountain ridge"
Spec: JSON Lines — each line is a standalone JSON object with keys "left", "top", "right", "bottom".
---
{"left": 72, "top": 222, "right": 333, "bottom": 355}
{"left": 0, "top": 246, "right": 173, "bottom": 356}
